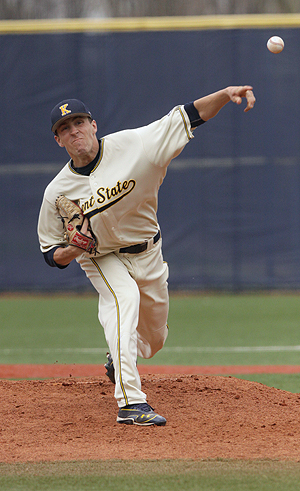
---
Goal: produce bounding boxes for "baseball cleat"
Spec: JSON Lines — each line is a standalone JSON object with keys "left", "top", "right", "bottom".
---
{"left": 117, "top": 403, "right": 166, "bottom": 426}
{"left": 104, "top": 352, "right": 115, "bottom": 384}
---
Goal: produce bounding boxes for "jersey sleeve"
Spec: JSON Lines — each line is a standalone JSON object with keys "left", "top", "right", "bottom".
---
{"left": 37, "top": 192, "right": 67, "bottom": 255}
{"left": 136, "top": 105, "right": 194, "bottom": 168}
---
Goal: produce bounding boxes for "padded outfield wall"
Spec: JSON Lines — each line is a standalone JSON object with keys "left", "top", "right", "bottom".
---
{"left": 1, "top": 14, "right": 300, "bottom": 291}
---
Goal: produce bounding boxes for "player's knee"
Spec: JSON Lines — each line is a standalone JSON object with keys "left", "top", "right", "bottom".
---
{"left": 137, "top": 324, "right": 168, "bottom": 359}
{"left": 155, "top": 324, "right": 169, "bottom": 351}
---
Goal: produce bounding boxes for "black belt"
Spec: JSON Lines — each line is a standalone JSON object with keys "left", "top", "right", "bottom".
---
{"left": 119, "top": 231, "right": 161, "bottom": 254}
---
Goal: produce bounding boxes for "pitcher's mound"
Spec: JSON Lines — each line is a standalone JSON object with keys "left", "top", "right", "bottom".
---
{"left": 1, "top": 374, "right": 300, "bottom": 462}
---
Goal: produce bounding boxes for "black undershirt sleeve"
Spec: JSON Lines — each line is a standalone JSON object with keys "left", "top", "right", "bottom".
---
{"left": 43, "top": 246, "right": 69, "bottom": 269}
{"left": 184, "top": 102, "right": 206, "bottom": 128}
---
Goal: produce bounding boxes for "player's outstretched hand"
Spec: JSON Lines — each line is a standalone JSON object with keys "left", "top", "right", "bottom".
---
{"left": 227, "top": 85, "right": 256, "bottom": 112}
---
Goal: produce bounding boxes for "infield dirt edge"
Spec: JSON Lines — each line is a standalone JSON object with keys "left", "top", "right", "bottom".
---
{"left": 1, "top": 364, "right": 300, "bottom": 378}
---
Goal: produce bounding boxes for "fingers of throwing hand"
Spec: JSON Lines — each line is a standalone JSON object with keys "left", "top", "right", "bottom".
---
{"left": 232, "top": 95, "right": 242, "bottom": 105}
{"left": 244, "top": 89, "right": 256, "bottom": 112}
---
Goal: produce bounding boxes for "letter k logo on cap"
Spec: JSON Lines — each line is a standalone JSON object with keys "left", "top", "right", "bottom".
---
{"left": 59, "top": 104, "right": 72, "bottom": 117}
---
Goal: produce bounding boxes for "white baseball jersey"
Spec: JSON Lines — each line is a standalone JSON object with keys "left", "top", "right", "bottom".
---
{"left": 38, "top": 105, "right": 194, "bottom": 256}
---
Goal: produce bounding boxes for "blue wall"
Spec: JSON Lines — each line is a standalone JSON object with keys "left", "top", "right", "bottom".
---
{"left": 1, "top": 27, "right": 300, "bottom": 291}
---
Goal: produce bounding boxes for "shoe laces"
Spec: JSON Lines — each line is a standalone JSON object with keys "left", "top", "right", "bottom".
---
{"left": 128, "top": 403, "right": 154, "bottom": 412}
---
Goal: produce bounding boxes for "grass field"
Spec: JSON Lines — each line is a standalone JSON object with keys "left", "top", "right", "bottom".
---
{"left": 1, "top": 460, "right": 300, "bottom": 491}
{"left": 2, "top": 291, "right": 300, "bottom": 368}
{"left": 1, "top": 292, "right": 300, "bottom": 490}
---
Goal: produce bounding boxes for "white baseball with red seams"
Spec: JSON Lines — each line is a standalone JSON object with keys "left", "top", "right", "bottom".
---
{"left": 267, "top": 36, "right": 284, "bottom": 54}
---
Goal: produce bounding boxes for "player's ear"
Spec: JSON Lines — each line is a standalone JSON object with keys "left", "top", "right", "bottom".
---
{"left": 91, "top": 119, "right": 97, "bottom": 134}
{"left": 54, "top": 134, "right": 65, "bottom": 148}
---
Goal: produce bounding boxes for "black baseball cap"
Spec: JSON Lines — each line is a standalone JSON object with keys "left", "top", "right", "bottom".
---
{"left": 51, "top": 99, "right": 92, "bottom": 133}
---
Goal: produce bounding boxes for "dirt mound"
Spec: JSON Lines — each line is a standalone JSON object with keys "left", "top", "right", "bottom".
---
{"left": 1, "top": 374, "right": 300, "bottom": 462}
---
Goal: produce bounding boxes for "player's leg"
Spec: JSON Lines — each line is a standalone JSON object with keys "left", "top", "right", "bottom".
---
{"left": 117, "top": 242, "right": 169, "bottom": 359}
{"left": 137, "top": 244, "right": 169, "bottom": 359}
{"left": 137, "top": 277, "right": 169, "bottom": 359}
{"left": 77, "top": 253, "right": 146, "bottom": 408}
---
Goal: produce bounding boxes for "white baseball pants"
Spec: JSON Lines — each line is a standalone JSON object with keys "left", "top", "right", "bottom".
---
{"left": 77, "top": 240, "right": 169, "bottom": 407}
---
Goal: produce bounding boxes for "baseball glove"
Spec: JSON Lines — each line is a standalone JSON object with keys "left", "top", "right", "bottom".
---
{"left": 55, "top": 195, "right": 97, "bottom": 254}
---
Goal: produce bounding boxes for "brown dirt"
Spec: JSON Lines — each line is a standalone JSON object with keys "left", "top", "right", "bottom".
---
{"left": 1, "top": 374, "right": 300, "bottom": 463}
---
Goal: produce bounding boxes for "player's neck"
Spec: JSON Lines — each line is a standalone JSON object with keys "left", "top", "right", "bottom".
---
{"left": 71, "top": 141, "right": 101, "bottom": 175}
{"left": 71, "top": 140, "right": 100, "bottom": 168}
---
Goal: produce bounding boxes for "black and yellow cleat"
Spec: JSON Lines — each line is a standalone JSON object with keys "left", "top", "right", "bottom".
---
{"left": 117, "top": 403, "right": 166, "bottom": 426}
{"left": 104, "top": 352, "right": 115, "bottom": 384}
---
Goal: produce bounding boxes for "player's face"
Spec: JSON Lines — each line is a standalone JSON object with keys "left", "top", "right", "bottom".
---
{"left": 55, "top": 116, "right": 98, "bottom": 163}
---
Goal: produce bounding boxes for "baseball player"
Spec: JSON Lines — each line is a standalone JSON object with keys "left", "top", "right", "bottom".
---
{"left": 38, "top": 86, "right": 255, "bottom": 426}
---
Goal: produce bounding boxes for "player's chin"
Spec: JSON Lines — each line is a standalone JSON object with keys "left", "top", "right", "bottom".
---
{"left": 72, "top": 143, "right": 88, "bottom": 154}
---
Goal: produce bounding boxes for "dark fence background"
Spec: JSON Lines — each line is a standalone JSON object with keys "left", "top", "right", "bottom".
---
{"left": 1, "top": 26, "right": 300, "bottom": 291}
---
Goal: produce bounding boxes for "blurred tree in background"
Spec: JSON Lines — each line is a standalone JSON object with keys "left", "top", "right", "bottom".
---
{"left": 0, "top": 0, "right": 300, "bottom": 19}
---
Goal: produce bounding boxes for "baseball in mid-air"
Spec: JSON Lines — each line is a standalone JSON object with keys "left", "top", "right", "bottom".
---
{"left": 267, "top": 36, "right": 284, "bottom": 53}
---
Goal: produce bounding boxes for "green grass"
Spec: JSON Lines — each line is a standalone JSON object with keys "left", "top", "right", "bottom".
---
{"left": 1, "top": 292, "right": 300, "bottom": 365}
{"left": 162, "top": 292, "right": 300, "bottom": 366}
{"left": 233, "top": 373, "right": 300, "bottom": 393}
{"left": 1, "top": 460, "right": 300, "bottom": 491}
{"left": 0, "top": 294, "right": 104, "bottom": 364}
